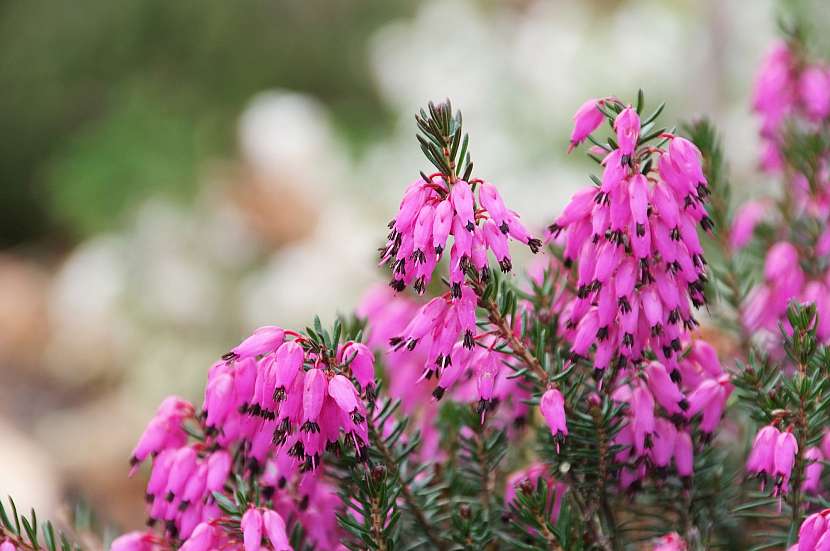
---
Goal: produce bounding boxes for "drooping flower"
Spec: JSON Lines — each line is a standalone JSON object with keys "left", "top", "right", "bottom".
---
{"left": 569, "top": 98, "right": 606, "bottom": 151}
{"left": 795, "top": 509, "right": 830, "bottom": 550}
{"left": 540, "top": 388, "right": 568, "bottom": 448}
{"left": 381, "top": 175, "right": 540, "bottom": 295}
{"left": 110, "top": 531, "right": 157, "bottom": 551}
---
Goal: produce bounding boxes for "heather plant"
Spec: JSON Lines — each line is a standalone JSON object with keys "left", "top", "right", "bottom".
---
{"left": 8, "top": 12, "right": 830, "bottom": 551}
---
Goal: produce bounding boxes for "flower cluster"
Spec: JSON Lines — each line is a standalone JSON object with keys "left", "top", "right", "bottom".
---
{"left": 551, "top": 100, "right": 711, "bottom": 373}
{"left": 112, "top": 324, "right": 374, "bottom": 550}
{"left": 610, "top": 341, "right": 730, "bottom": 487}
{"left": 754, "top": 41, "right": 830, "bottom": 172}
{"left": 381, "top": 176, "right": 540, "bottom": 295}
{"left": 361, "top": 285, "right": 529, "bottom": 431}
{"left": 742, "top": 240, "right": 830, "bottom": 344}
{"left": 746, "top": 424, "right": 799, "bottom": 496}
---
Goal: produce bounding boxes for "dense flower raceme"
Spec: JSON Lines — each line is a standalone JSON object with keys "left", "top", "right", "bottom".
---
{"left": 381, "top": 175, "right": 541, "bottom": 296}
{"left": 742, "top": 240, "right": 830, "bottom": 343}
{"left": 359, "top": 285, "right": 530, "bottom": 435}
{"left": 113, "top": 325, "right": 376, "bottom": 550}
{"left": 545, "top": 97, "right": 731, "bottom": 483}
{"left": 550, "top": 100, "right": 712, "bottom": 374}
{"left": 610, "top": 342, "right": 731, "bottom": 488}
{"left": 754, "top": 41, "right": 830, "bottom": 173}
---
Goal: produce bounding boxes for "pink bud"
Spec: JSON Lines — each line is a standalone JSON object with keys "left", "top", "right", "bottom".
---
{"left": 484, "top": 219, "right": 511, "bottom": 272}
{"left": 450, "top": 180, "right": 475, "bottom": 231}
{"left": 242, "top": 507, "right": 264, "bottom": 551}
{"left": 803, "top": 447, "right": 824, "bottom": 494}
{"left": 205, "top": 373, "right": 234, "bottom": 428}
{"left": 747, "top": 425, "right": 780, "bottom": 476}
{"left": 799, "top": 510, "right": 828, "bottom": 551}
{"left": 569, "top": 98, "right": 605, "bottom": 150}
{"left": 774, "top": 430, "right": 798, "bottom": 482}
{"left": 342, "top": 342, "right": 375, "bottom": 389}
{"left": 182, "top": 463, "right": 208, "bottom": 503}
{"left": 432, "top": 200, "right": 454, "bottom": 254}
{"left": 553, "top": 188, "right": 597, "bottom": 231}
{"left": 614, "top": 107, "right": 640, "bottom": 155}
{"left": 476, "top": 352, "right": 499, "bottom": 402}
{"left": 165, "top": 446, "right": 197, "bottom": 497}
{"left": 668, "top": 137, "right": 706, "bottom": 185}
{"left": 263, "top": 509, "right": 292, "bottom": 550}
{"left": 206, "top": 450, "right": 232, "bottom": 492}
{"left": 274, "top": 341, "right": 305, "bottom": 390}
{"left": 651, "top": 418, "right": 677, "bottom": 468}
{"left": 540, "top": 388, "right": 568, "bottom": 442}
{"left": 765, "top": 241, "right": 800, "bottom": 282}
{"left": 730, "top": 201, "right": 767, "bottom": 251}
{"left": 800, "top": 66, "right": 830, "bottom": 121}
{"left": 646, "top": 362, "right": 685, "bottom": 415}
{"left": 673, "top": 431, "right": 693, "bottom": 477}
{"left": 689, "top": 340, "right": 721, "bottom": 378}
{"left": 394, "top": 182, "right": 428, "bottom": 232}
{"left": 478, "top": 182, "right": 508, "bottom": 228}
{"left": 302, "top": 369, "right": 328, "bottom": 429}
{"left": 328, "top": 374, "right": 359, "bottom": 413}
{"left": 110, "top": 531, "right": 155, "bottom": 551}
{"left": 412, "top": 203, "right": 435, "bottom": 255}
{"left": 571, "top": 309, "right": 600, "bottom": 356}
{"left": 631, "top": 385, "right": 655, "bottom": 455}
{"left": 231, "top": 326, "right": 285, "bottom": 359}
{"left": 180, "top": 522, "right": 215, "bottom": 551}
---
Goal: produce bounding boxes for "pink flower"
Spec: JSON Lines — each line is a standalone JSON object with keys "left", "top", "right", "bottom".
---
{"left": 569, "top": 98, "right": 605, "bottom": 151}
{"left": 540, "top": 388, "right": 568, "bottom": 447}
{"left": 651, "top": 418, "right": 677, "bottom": 468}
{"left": 110, "top": 531, "right": 155, "bottom": 551}
{"left": 798, "top": 509, "right": 830, "bottom": 550}
{"left": 803, "top": 447, "right": 824, "bottom": 494}
{"left": 263, "top": 509, "right": 292, "bottom": 550}
{"left": 673, "top": 430, "right": 694, "bottom": 477}
{"left": 340, "top": 341, "right": 376, "bottom": 391}
{"left": 227, "top": 325, "right": 285, "bottom": 360}
{"left": 774, "top": 430, "right": 799, "bottom": 493}
{"left": 646, "top": 361, "right": 687, "bottom": 415}
{"left": 753, "top": 42, "right": 795, "bottom": 136}
{"left": 652, "top": 532, "right": 687, "bottom": 551}
{"left": 179, "top": 522, "right": 219, "bottom": 551}
{"left": 800, "top": 65, "right": 830, "bottom": 121}
{"left": 730, "top": 200, "right": 767, "bottom": 251}
{"left": 747, "top": 425, "right": 780, "bottom": 481}
{"left": 614, "top": 107, "right": 640, "bottom": 155}
{"left": 130, "top": 396, "right": 193, "bottom": 470}
{"left": 242, "top": 507, "right": 264, "bottom": 551}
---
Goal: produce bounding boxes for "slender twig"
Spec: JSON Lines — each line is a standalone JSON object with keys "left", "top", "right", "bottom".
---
{"left": 533, "top": 510, "right": 565, "bottom": 551}
{"left": 470, "top": 278, "right": 550, "bottom": 386}
{"left": 369, "top": 495, "right": 389, "bottom": 551}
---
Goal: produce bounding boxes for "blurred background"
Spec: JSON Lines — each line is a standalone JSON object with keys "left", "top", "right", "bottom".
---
{"left": 0, "top": 0, "right": 813, "bottom": 541}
